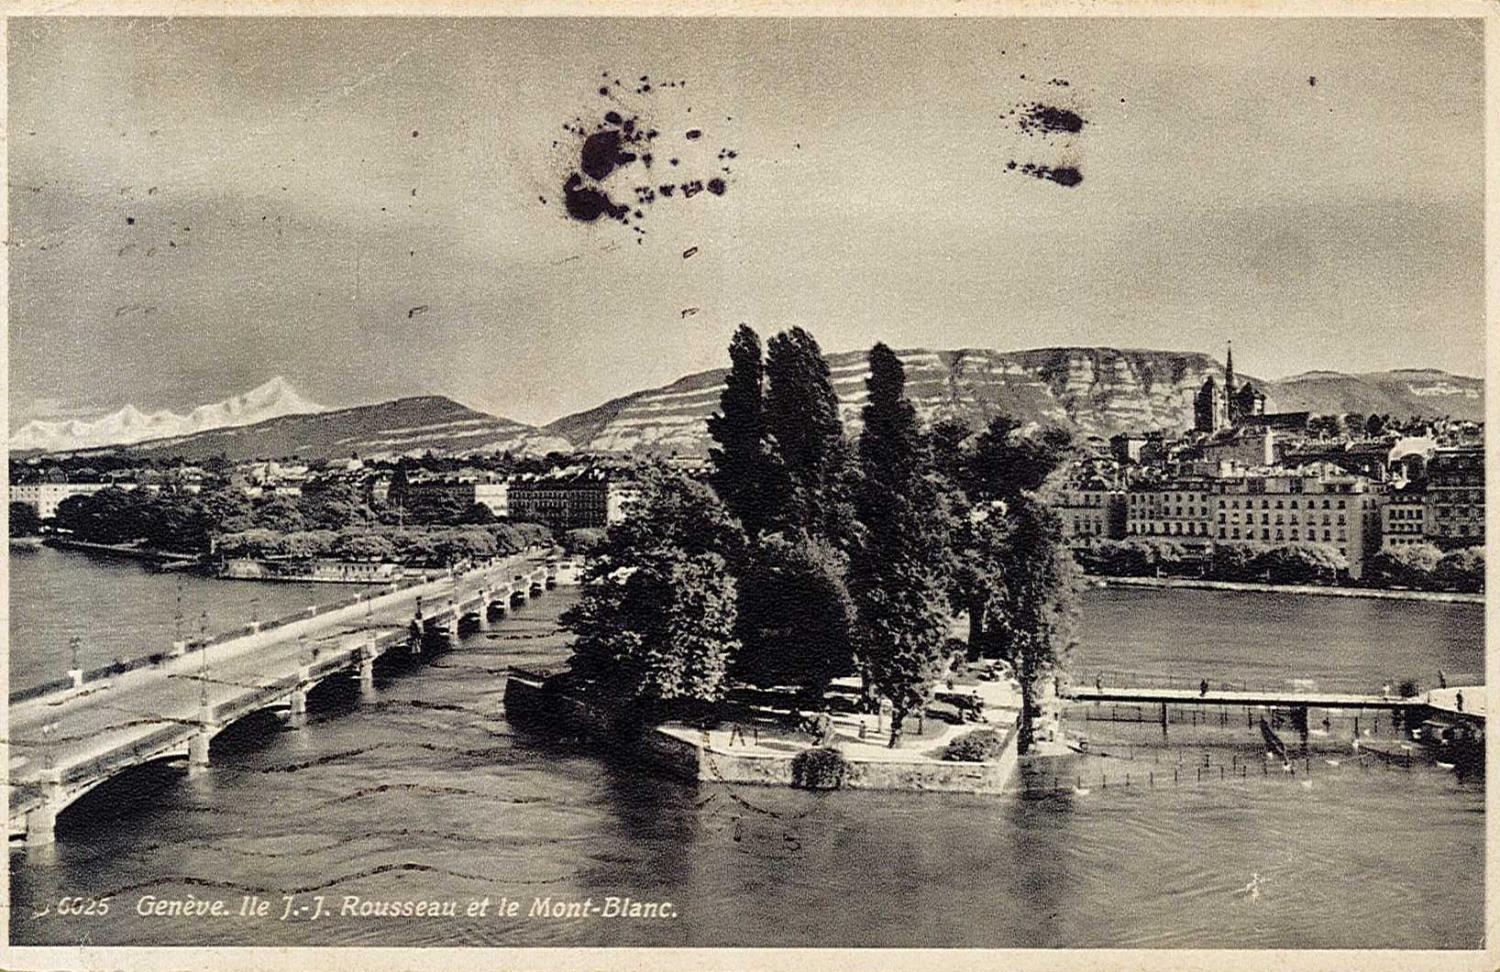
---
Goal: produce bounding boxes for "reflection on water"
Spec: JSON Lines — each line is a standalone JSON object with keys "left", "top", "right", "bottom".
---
{"left": 8, "top": 554, "right": 1487, "bottom": 948}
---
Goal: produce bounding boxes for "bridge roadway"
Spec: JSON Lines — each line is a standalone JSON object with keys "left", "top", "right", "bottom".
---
{"left": 8, "top": 552, "right": 563, "bottom": 846}
{"left": 1062, "top": 684, "right": 1486, "bottom": 721}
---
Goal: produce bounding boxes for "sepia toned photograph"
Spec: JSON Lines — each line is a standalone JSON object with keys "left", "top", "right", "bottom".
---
{"left": 2, "top": 5, "right": 1492, "bottom": 967}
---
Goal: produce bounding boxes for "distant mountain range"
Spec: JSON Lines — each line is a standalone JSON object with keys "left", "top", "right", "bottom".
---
{"left": 122, "top": 395, "right": 571, "bottom": 462}
{"left": 10, "top": 377, "right": 325, "bottom": 453}
{"left": 10, "top": 351, "right": 1483, "bottom": 462}
{"left": 540, "top": 348, "right": 1485, "bottom": 455}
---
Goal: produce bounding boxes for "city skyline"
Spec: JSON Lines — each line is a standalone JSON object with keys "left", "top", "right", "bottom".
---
{"left": 8, "top": 16, "right": 1484, "bottom": 428}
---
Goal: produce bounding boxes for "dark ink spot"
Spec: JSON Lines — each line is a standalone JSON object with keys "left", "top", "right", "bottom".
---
{"left": 707, "top": 178, "right": 726, "bottom": 196}
{"left": 685, "top": 129, "right": 702, "bottom": 140}
{"left": 412, "top": 130, "right": 419, "bottom": 137}
{"left": 1016, "top": 103, "right": 1086, "bottom": 136}
{"left": 683, "top": 246, "right": 698, "bottom": 259}
{"left": 580, "top": 130, "right": 637, "bottom": 181}
{"left": 563, "top": 173, "right": 628, "bottom": 222}
{"left": 1012, "top": 162, "right": 1083, "bottom": 188}
{"left": 1308, "top": 76, "right": 1317, "bottom": 87}
{"left": 125, "top": 216, "right": 135, "bottom": 225}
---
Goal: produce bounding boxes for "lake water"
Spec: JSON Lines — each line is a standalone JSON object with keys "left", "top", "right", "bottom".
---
{"left": 7, "top": 550, "right": 1487, "bottom": 948}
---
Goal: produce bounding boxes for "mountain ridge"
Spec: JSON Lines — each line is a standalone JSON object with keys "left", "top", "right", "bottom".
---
{"left": 13, "top": 348, "right": 1482, "bottom": 461}
{"left": 10, "top": 377, "right": 325, "bottom": 453}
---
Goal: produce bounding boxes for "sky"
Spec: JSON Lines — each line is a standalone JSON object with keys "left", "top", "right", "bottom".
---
{"left": 7, "top": 16, "right": 1485, "bottom": 428}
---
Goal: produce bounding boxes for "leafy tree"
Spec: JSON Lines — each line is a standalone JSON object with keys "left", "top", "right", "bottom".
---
{"left": 968, "top": 416, "right": 1072, "bottom": 503}
{"left": 848, "top": 344, "right": 953, "bottom": 745}
{"left": 563, "top": 470, "right": 744, "bottom": 714}
{"left": 254, "top": 494, "right": 306, "bottom": 534}
{"left": 733, "top": 531, "right": 855, "bottom": 699}
{"left": 1342, "top": 412, "right": 1367, "bottom": 439}
{"left": 332, "top": 531, "right": 399, "bottom": 562}
{"left": 1435, "top": 546, "right": 1484, "bottom": 593}
{"left": 278, "top": 530, "right": 337, "bottom": 559}
{"left": 1364, "top": 413, "right": 1387, "bottom": 438}
{"left": 218, "top": 528, "right": 282, "bottom": 558}
{"left": 53, "top": 487, "right": 152, "bottom": 545}
{"left": 1367, "top": 543, "right": 1442, "bottom": 589}
{"left": 432, "top": 528, "right": 498, "bottom": 565}
{"left": 9, "top": 502, "right": 41, "bottom": 536}
{"left": 707, "top": 324, "right": 773, "bottom": 537}
{"left": 562, "top": 527, "right": 606, "bottom": 556}
{"left": 298, "top": 480, "right": 371, "bottom": 531}
{"left": 1206, "top": 541, "right": 1270, "bottom": 581}
{"left": 762, "top": 327, "right": 858, "bottom": 545}
{"left": 457, "top": 502, "right": 497, "bottom": 525}
{"left": 1251, "top": 543, "right": 1347, "bottom": 584}
{"left": 986, "top": 495, "right": 1079, "bottom": 753}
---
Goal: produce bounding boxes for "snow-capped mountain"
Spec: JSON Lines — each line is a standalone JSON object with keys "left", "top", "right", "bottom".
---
{"left": 10, "top": 377, "right": 326, "bottom": 453}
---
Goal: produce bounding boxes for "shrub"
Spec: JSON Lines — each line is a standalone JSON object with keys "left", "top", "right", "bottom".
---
{"left": 791, "top": 746, "right": 850, "bottom": 789}
{"left": 942, "top": 728, "right": 1008, "bottom": 762}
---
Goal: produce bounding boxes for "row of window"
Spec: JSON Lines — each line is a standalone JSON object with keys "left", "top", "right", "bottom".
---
{"left": 1222, "top": 497, "right": 1348, "bottom": 511}
{"left": 1221, "top": 512, "right": 1346, "bottom": 526}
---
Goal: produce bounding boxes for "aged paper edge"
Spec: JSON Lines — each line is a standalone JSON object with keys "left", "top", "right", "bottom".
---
{"left": 0, "top": 1, "right": 1493, "bottom": 970}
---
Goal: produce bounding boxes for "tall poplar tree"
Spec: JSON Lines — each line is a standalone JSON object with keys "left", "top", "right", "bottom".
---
{"left": 707, "top": 324, "right": 771, "bottom": 538}
{"left": 762, "top": 327, "right": 858, "bottom": 545}
{"left": 848, "top": 343, "right": 953, "bottom": 745}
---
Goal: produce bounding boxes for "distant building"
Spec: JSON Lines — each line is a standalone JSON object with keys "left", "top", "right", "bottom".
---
{"left": 1110, "top": 431, "right": 1165, "bottom": 466}
{"left": 1213, "top": 464, "right": 1386, "bottom": 579}
{"left": 1126, "top": 479, "right": 1217, "bottom": 548}
{"left": 509, "top": 467, "right": 638, "bottom": 529}
{"left": 9, "top": 482, "right": 112, "bottom": 519}
{"left": 1193, "top": 377, "right": 1228, "bottom": 433}
{"left": 1381, "top": 486, "right": 1428, "bottom": 551}
{"left": 1424, "top": 446, "right": 1484, "bottom": 550}
{"left": 1057, "top": 484, "right": 1127, "bottom": 546}
{"left": 1196, "top": 426, "right": 1275, "bottom": 468}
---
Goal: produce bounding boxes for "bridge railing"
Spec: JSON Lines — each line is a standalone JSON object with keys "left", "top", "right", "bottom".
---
{"left": 1069, "top": 668, "right": 1485, "bottom": 698}
{"left": 9, "top": 555, "right": 529, "bottom": 707}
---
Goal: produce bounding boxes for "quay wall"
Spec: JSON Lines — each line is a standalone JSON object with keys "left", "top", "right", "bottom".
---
{"left": 1093, "top": 574, "right": 1483, "bottom": 605}
{"left": 504, "top": 675, "right": 1020, "bottom": 795}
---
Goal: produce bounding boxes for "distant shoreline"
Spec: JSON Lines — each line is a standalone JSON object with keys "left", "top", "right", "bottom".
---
{"left": 1086, "top": 574, "right": 1484, "bottom": 605}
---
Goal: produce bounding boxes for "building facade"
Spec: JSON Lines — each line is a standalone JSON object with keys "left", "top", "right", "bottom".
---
{"left": 9, "top": 482, "right": 112, "bottom": 519}
{"left": 1213, "top": 466, "right": 1385, "bottom": 579}
{"left": 1381, "top": 487, "right": 1427, "bottom": 551}
{"left": 1057, "top": 485, "right": 1127, "bottom": 546}
{"left": 1424, "top": 447, "right": 1484, "bottom": 550}
{"left": 1125, "top": 480, "right": 1217, "bottom": 547}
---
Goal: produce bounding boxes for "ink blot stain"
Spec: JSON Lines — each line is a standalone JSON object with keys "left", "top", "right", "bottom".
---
{"left": 1016, "top": 104, "right": 1086, "bottom": 136}
{"left": 1308, "top": 76, "right": 1317, "bottom": 87}
{"left": 580, "top": 130, "right": 637, "bottom": 180}
{"left": 707, "top": 178, "right": 726, "bottom": 196}
{"left": 685, "top": 129, "right": 702, "bottom": 140}
{"left": 1007, "top": 162, "right": 1083, "bottom": 188}
{"left": 682, "top": 246, "right": 699, "bottom": 259}
{"left": 125, "top": 216, "right": 135, "bottom": 225}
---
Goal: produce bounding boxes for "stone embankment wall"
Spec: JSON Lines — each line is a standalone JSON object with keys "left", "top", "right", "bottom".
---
{"left": 1097, "top": 574, "right": 1483, "bottom": 605}
{"left": 505, "top": 675, "right": 1020, "bottom": 794}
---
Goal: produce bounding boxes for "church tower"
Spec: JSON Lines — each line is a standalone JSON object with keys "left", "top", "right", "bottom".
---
{"left": 1224, "top": 341, "right": 1237, "bottom": 424}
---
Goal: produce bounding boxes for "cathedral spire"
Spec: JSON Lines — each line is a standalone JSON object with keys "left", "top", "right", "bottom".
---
{"left": 1224, "top": 340, "right": 1236, "bottom": 423}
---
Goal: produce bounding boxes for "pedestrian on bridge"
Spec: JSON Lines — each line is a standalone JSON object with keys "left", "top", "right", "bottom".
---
{"left": 1455, "top": 691, "right": 1464, "bottom": 713}
{"left": 1438, "top": 670, "right": 1448, "bottom": 689}
{"left": 1199, "top": 678, "right": 1209, "bottom": 697}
